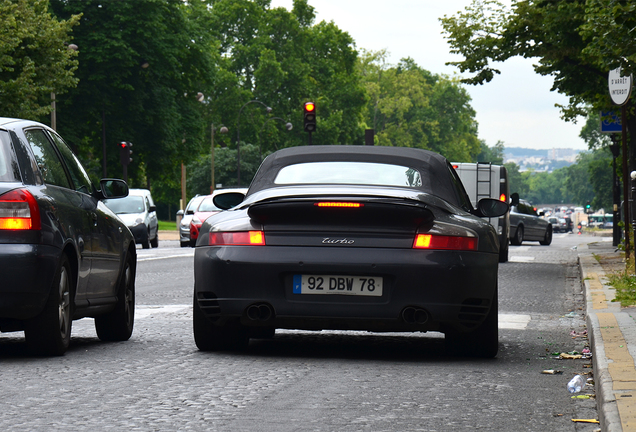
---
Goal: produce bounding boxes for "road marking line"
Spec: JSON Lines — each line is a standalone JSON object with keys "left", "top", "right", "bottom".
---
{"left": 509, "top": 256, "right": 535, "bottom": 262}
{"left": 135, "top": 305, "right": 190, "bottom": 319}
{"left": 138, "top": 253, "right": 194, "bottom": 262}
{"left": 499, "top": 313, "right": 531, "bottom": 329}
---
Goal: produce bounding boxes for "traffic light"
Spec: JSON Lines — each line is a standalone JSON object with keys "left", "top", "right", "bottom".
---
{"left": 119, "top": 141, "right": 133, "bottom": 166}
{"left": 586, "top": 201, "right": 591, "bottom": 214}
{"left": 303, "top": 102, "right": 316, "bottom": 132}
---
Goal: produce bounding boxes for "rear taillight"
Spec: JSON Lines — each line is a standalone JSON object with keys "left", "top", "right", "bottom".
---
{"left": 413, "top": 234, "right": 477, "bottom": 251}
{"left": 0, "top": 189, "right": 41, "bottom": 230}
{"left": 209, "top": 231, "right": 265, "bottom": 246}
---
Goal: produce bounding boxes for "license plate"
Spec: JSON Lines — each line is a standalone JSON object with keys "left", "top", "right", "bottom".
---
{"left": 293, "top": 274, "right": 383, "bottom": 296}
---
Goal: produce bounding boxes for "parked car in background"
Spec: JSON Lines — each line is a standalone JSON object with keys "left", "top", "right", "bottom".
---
{"left": 104, "top": 188, "right": 158, "bottom": 249}
{"left": 189, "top": 188, "right": 248, "bottom": 247}
{"left": 193, "top": 146, "right": 509, "bottom": 358}
{"left": 509, "top": 193, "right": 552, "bottom": 245}
{"left": 0, "top": 118, "right": 136, "bottom": 355}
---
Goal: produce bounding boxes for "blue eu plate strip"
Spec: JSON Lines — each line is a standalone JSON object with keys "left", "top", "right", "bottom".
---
{"left": 293, "top": 275, "right": 302, "bottom": 294}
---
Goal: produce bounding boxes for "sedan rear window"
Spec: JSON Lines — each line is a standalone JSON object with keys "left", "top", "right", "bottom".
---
{"left": 0, "top": 130, "right": 21, "bottom": 182}
{"left": 274, "top": 161, "right": 422, "bottom": 188}
{"left": 104, "top": 195, "right": 145, "bottom": 214}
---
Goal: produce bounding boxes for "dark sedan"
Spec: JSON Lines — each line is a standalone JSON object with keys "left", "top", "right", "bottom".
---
{"left": 0, "top": 118, "right": 136, "bottom": 355}
{"left": 193, "top": 146, "right": 508, "bottom": 358}
{"left": 509, "top": 193, "right": 552, "bottom": 245}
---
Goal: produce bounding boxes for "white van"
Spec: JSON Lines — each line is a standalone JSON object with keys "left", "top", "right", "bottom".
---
{"left": 104, "top": 188, "right": 159, "bottom": 249}
{"left": 452, "top": 162, "right": 510, "bottom": 262}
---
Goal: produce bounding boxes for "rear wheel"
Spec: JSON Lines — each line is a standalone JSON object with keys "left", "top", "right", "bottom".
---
{"left": 95, "top": 252, "right": 135, "bottom": 341}
{"left": 510, "top": 226, "right": 524, "bottom": 246}
{"left": 25, "top": 254, "right": 73, "bottom": 356}
{"left": 498, "top": 240, "right": 509, "bottom": 263}
{"left": 150, "top": 233, "right": 159, "bottom": 248}
{"left": 180, "top": 241, "right": 189, "bottom": 248}
{"left": 539, "top": 226, "right": 553, "bottom": 245}
{"left": 193, "top": 294, "right": 248, "bottom": 351}
{"left": 445, "top": 284, "right": 498, "bottom": 358}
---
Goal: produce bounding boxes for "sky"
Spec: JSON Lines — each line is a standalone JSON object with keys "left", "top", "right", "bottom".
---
{"left": 269, "top": 0, "right": 589, "bottom": 151}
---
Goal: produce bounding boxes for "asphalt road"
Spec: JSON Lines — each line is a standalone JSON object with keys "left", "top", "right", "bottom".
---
{"left": 0, "top": 234, "right": 604, "bottom": 431}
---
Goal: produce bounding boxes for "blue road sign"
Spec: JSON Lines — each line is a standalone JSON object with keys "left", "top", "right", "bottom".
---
{"left": 600, "top": 111, "right": 622, "bottom": 133}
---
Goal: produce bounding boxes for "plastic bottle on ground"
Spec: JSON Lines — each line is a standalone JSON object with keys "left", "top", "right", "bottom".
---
{"left": 567, "top": 375, "right": 585, "bottom": 393}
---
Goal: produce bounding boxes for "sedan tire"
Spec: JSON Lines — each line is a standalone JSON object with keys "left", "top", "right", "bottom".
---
{"left": 193, "top": 294, "right": 249, "bottom": 351}
{"left": 539, "top": 226, "right": 553, "bottom": 246}
{"left": 510, "top": 226, "right": 524, "bottom": 246}
{"left": 95, "top": 252, "right": 135, "bottom": 341}
{"left": 25, "top": 254, "right": 73, "bottom": 356}
{"left": 445, "top": 285, "right": 498, "bottom": 358}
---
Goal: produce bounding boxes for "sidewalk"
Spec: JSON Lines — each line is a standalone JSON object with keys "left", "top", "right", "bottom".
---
{"left": 580, "top": 240, "right": 636, "bottom": 431}
{"left": 158, "top": 230, "right": 180, "bottom": 241}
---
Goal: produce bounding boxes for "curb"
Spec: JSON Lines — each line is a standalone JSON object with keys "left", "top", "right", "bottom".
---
{"left": 580, "top": 245, "right": 630, "bottom": 431}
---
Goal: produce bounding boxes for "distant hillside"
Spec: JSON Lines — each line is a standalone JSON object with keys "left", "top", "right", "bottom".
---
{"left": 504, "top": 147, "right": 582, "bottom": 172}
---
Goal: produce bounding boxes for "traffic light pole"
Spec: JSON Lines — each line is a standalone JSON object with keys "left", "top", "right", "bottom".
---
{"left": 308, "top": 131, "right": 312, "bottom": 146}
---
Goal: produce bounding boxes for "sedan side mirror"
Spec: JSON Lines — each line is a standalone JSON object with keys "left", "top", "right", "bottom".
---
{"left": 213, "top": 192, "right": 246, "bottom": 210}
{"left": 98, "top": 179, "right": 129, "bottom": 199}
{"left": 510, "top": 192, "right": 520, "bottom": 206}
{"left": 475, "top": 198, "right": 509, "bottom": 218}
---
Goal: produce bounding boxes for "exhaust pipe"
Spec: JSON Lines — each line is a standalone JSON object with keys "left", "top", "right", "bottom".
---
{"left": 246, "top": 303, "right": 274, "bottom": 321}
{"left": 401, "top": 306, "right": 429, "bottom": 324}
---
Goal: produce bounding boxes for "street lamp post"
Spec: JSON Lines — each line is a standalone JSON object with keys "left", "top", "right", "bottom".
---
{"left": 236, "top": 100, "right": 272, "bottom": 186}
{"left": 258, "top": 117, "right": 292, "bottom": 160}
{"left": 51, "top": 43, "right": 78, "bottom": 130}
{"left": 210, "top": 124, "right": 228, "bottom": 193}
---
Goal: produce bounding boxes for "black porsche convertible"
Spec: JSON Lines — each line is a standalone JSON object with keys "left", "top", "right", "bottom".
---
{"left": 193, "top": 146, "right": 508, "bottom": 357}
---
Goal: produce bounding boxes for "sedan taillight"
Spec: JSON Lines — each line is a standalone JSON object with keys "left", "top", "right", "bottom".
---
{"left": 209, "top": 231, "right": 265, "bottom": 246}
{"left": 0, "top": 189, "right": 41, "bottom": 230}
{"left": 413, "top": 234, "right": 477, "bottom": 251}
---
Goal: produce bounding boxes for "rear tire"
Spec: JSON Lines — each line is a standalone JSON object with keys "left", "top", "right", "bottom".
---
{"left": 180, "top": 241, "right": 189, "bottom": 248}
{"left": 95, "top": 252, "right": 135, "bottom": 341}
{"left": 445, "top": 284, "right": 498, "bottom": 358}
{"left": 25, "top": 254, "right": 73, "bottom": 356}
{"left": 510, "top": 226, "right": 524, "bottom": 246}
{"left": 498, "top": 241, "right": 509, "bottom": 263}
{"left": 193, "top": 294, "right": 248, "bottom": 351}
{"left": 150, "top": 234, "right": 159, "bottom": 248}
{"left": 539, "top": 226, "right": 553, "bottom": 245}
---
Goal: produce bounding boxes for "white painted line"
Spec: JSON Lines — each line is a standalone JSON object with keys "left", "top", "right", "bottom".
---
{"left": 499, "top": 313, "right": 532, "bottom": 330}
{"left": 135, "top": 304, "right": 190, "bottom": 319}
{"left": 138, "top": 252, "right": 194, "bottom": 262}
{"left": 509, "top": 256, "right": 535, "bottom": 262}
{"left": 511, "top": 246, "right": 530, "bottom": 252}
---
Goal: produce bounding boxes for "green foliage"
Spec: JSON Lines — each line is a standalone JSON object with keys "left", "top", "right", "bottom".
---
{"left": 0, "top": 0, "right": 80, "bottom": 119}
{"left": 476, "top": 140, "right": 504, "bottom": 164}
{"left": 357, "top": 50, "right": 480, "bottom": 161}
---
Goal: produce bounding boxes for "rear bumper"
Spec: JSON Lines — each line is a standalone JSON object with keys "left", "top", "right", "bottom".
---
{"left": 194, "top": 245, "right": 499, "bottom": 333}
{"left": 0, "top": 244, "right": 60, "bottom": 320}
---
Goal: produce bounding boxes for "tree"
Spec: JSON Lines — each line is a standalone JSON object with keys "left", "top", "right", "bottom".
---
{"left": 50, "top": 0, "right": 219, "bottom": 204}
{"left": 0, "top": 0, "right": 80, "bottom": 119}
{"left": 476, "top": 140, "right": 504, "bottom": 164}
{"left": 357, "top": 50, "right": 481, "bottom": 161}
{"left": 440, "top": 0, "right": 636, "bottom": 169}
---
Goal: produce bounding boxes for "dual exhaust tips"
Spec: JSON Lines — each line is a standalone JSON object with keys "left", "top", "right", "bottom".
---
{"left": 246, "top": 303, "right": 274, "bottom": 321}
{"left": 402, "top": 306, "right": 429, "bottom": 325}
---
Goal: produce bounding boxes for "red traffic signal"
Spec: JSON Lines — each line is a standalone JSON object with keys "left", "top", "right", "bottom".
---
{"left": 303, "top": 102, "right": 316, "bottom": 132}
{"left": 119, "top": 141, "right": 133, "bottom": 166}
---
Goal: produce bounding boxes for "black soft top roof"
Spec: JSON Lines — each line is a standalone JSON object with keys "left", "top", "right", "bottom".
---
{"left": 248, "top": 145, "right": 465, "bottom": 207}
